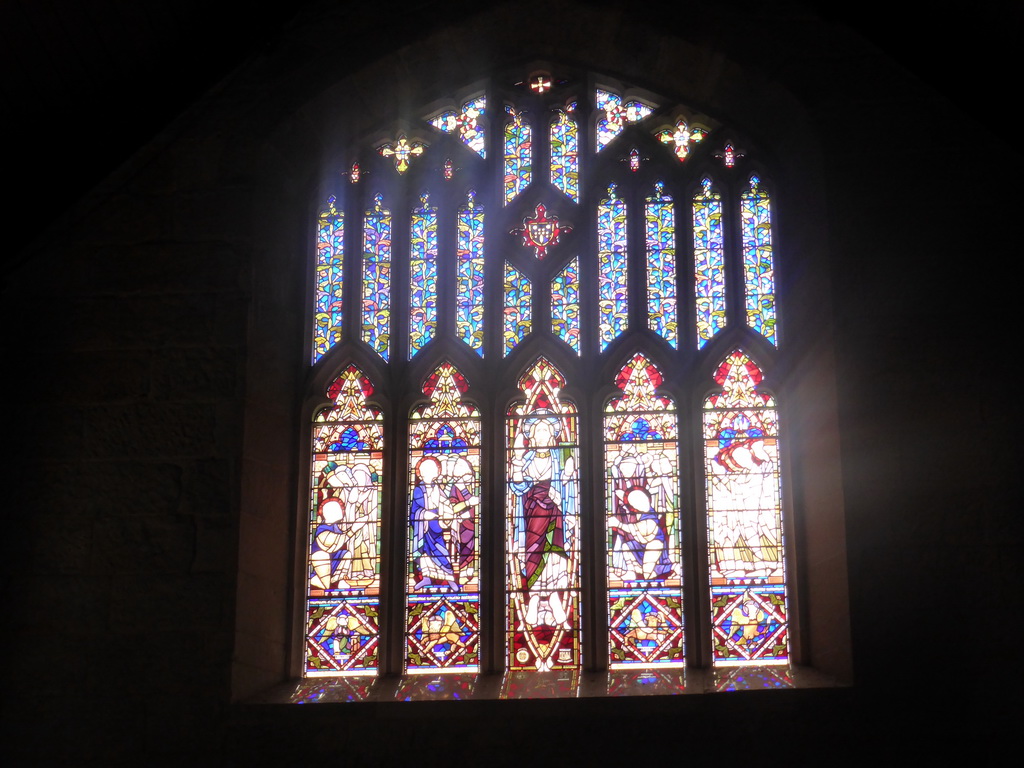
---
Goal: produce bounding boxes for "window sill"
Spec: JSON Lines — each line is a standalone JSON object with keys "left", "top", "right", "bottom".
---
{"left": 250, "top": 665, "right": 844, "bottom": 704}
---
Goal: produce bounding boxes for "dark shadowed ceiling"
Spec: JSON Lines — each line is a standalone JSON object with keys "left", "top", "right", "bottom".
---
{"left": 1, "top": 0, "right": 1015, "bottom": 264}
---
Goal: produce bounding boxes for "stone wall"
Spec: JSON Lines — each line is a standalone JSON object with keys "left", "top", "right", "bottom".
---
{"left": 3, "top": 1, "right": 1016, "bottom": 762}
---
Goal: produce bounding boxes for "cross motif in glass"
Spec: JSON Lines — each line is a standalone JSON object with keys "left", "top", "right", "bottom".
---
{"left": 379, "top": 134, "right": 427, "bottom": 173}
{"left": 530, "top": 74, "right": 552, "bottom": 93}
{"left": 714, "top": 142, "right": 745, "bottom": 168}
{"left": 657, "top": 119, "right": 707, "bottom": 161}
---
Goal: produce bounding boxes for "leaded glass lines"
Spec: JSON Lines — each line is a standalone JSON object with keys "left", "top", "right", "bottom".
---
{"left": 306, "top": 366, "right": 385, "bottom": 675}
{"left": 504, "top": 108, "right": 532, "bottom": 205}
{"left": 595, "top": 89, "right": 654, "bottom": 151}
{"left": 550, "top": 110, "right": 579, "bottom": 202}
{"left": 503, "top": 262, "right": 531, "bottom": 356}
{"left": 740, "top": 176, "right": 778, "bottom": 345}
{"left": 657, "top": 118, "right": 706, "bottom": 161}
{"left": 605, "top": 354, "right": 683, "bottom": 668}
{"left": 598, "top": 184, "right": 628, "bottom": 351}
{"left": 693, "top": 178, "right": 726, "bottom": 349}
{"left": 551, "top": 257, "right": 580, "bottom": 354}
{"left": 457, "top": 192, "right": 485, "bottom": 355}
{"left": 704, "top": 351, "right": 788, "bottom": 665}
{"left": 409, "top": 195, "right": 438, "bottom": 358}
{"left": 506, "top": 358, "right": 581, "bottom": 670}
{"left": 431, "top": 97, "right": 487, "bottom": 158}
{"left": 645, "top": 183, "right": 678, "bottom": 349}
{"left": 406, "top": 363, "right": 482, "bottom": 672}
{"left": 362, "top": 194, "right": 391, "bottom": 360}
{"left": 313, "top": 195, "right": 344, "bottom": 364}
{"left": 306, "top": 72, "right": 794, "bottom": 681}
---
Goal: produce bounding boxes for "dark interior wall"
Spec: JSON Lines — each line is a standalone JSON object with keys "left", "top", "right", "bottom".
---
{"left": 2, "top": 1, "right": 1017, "bottom": 763}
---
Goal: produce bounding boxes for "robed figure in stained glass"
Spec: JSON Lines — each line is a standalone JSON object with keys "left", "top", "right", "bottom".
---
{"left": 604, "top": 354, "right": 685, "bottom": 668}
{"left": 510, "top": 411, "right": 577, "bottom": 622}
{"left": 405, "top": 364, "right": 482, "bottom": 671}
{"left": 704, "top": 350, "right": 788, "bottom": 664}
{"left": 509, "top": 409, "right": 579, "bottom": 671}
{"left": 312, "top": 460, "right": 377, "bottom": 588}
{"left": 410, "top": 456, "right": 461, "bottom": 591}
{"left": 610, "top": 485, "right": 672, "bottom": 582}
{"left": 507, "top": 359, "right": 581, "bottom": 670}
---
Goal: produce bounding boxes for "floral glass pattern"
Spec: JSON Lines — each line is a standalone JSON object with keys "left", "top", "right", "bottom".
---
{"left": 313, "top": 195, "right": 344, "bottom": 364}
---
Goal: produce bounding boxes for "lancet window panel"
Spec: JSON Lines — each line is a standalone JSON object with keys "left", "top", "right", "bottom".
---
{"left": 406, "top": 363, "right": 483, "bottom": 673}
{"left": 506, "top": 358, "right": 581, "bottom": 671}
{"left": 303, "top": 68, "right": 793, "bottom": 682}
{"left": 605, "top": 354, "right": 684, "bottom": 668}
{"left": 305, "top": 366, "right": 385, "bottom": 677}
{"left": 703, "top": 350, "right": 789, "bottom": 665}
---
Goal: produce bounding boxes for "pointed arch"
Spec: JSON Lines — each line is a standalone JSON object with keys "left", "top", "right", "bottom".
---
{"left": 312, "top": 194, "right": 345, "bottom": 365}
{"left": 693, "top": 176, "right": 726, "bottom": 349}
{"left": 550, "top": 108, "right": 579, "bottom": 202}
{"left": 644, "top": 181, "right": 678, "bottom": 349}
{"left": 503, "top": 107, "right": 533, "bottom": 205}
{"left": 456, "top": 190, "right": 485, "bottom": 355}
{"left": 289, "top": 61, "right": 840, "bottom": 687}
{"left": 597, "top": 183, "right": 628, "bottom": 351}
{"left": 361, "top": 194, "right": 392, "bottom": 361}
{"left": 505, "top": 357, "right": 581, "bottom": 671}
{"left": 703, "top": 349, "right": 788, "bottom": 665}
{"left": 305, "top": 364, "right": 385, "bottom": 676}
{"left": 405, "top": 362, "right": 482, "bottom": 672}
{"left": 604, "top": 353, "right": 684, "bottom": 667}
{"left": 409, "top": 193, "right": 439, "bottom": 358}
{"left": 740, "top": 175, "right": 778, "bottom": 346}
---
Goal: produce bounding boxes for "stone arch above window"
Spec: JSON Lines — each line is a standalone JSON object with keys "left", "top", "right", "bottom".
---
{"left": 219, "top": 27, "right": 852, "bottom": 700}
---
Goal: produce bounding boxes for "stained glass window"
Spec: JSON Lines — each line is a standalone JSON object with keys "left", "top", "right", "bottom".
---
{"left": 361, "top": 194, "right": 391, "bottom": 361}
{"left": 409, "top": 194, "right": 438, "bottom": 358}
{"left": 313, "top": 195, "right": 344, "bottom": 365}
{"left": 406, "top": 363, "right": 482, "bottom": 673}
{"left": 379, "top": 135, "right": 426, "bottom": 173}
{"left": 550, "top": 110, "right": 579, "bottom": 202}
{"left": 431, "top": 97, "right": 487, "bottom": 158}
{"left": 551, "top": 256, "right": 580, "bottom": 355}
{"left": 657, "top": 118, "right": 706, "bottom": 161}
{"left": 741, "top": 175, "right": 778, "bottom": 345}
{"left": 457, "top": 191, "right": 485, "bottom": 355}
{"left": 306, "top": 366, "right": 384, "bottom": 676}
{"left": 306, "top": 69, "right": 795, "bottom": 684}
{"left": 704, "top": 351, "right": 788, "bottom": 665}
{"left": 506, "top": 358, "right": 580, "bottom": 670}
{"left": 503, "top": 262, "right": 531, "bottom": 356}
{"left": 598, "top": 183, "right": 628, "bottom": 351}
{"left": 595, "top": 89, "right": 654, "bottom": 151}
{"left": 645, "top": 182, "right": 677, "bottom": 349}
{"left": 605, "top": 354, "right": 683, "bottom": 668}
{"left": 504, "top": 107, "right": 532, "bottom": 205}
{"left": 693, "top": 177, "right": 726, "bottom": 349}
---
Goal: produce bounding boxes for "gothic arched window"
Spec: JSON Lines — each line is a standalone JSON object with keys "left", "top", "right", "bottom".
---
{"left": 303, "top": 68, "right": 791, "bottom": 686}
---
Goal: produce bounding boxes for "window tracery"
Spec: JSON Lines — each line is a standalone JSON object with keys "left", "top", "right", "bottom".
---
{"left": 303, "top": 69, "right": 787, "bottom": 680}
